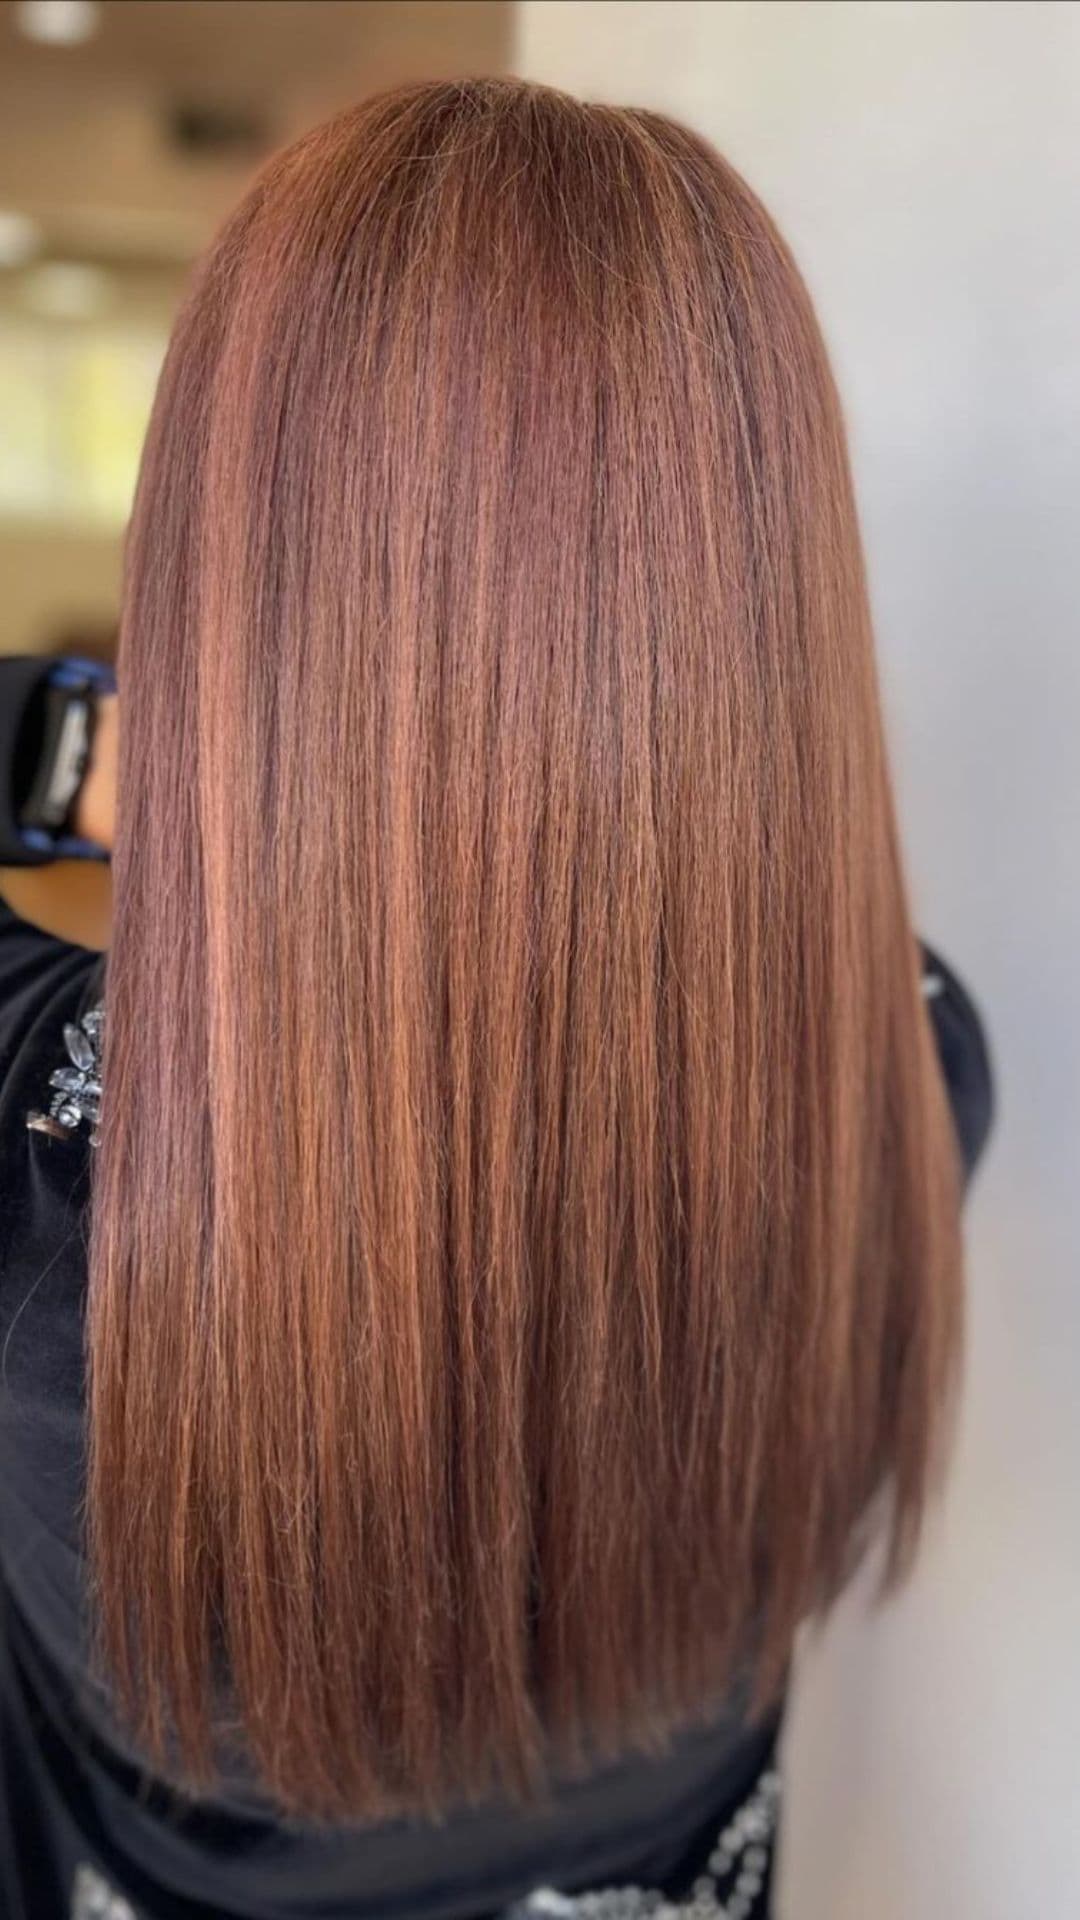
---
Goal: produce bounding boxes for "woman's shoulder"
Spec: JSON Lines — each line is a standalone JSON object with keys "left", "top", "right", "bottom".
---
{"left": 0, "top": 894, "right": 103, "bottom": 1149}
{"left": 0, "top": 898, "right": 995, "bottom": 1188}
{"left": 919, "top": 940, "right": 995, "bottom": 1185}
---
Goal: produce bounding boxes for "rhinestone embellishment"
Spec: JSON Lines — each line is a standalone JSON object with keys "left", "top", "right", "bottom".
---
{"left": 26, "top": 1001, "right": 104, "bottom": 1146}
{"left": 502, "top": 1766, "right": 780, "bottom": 1919}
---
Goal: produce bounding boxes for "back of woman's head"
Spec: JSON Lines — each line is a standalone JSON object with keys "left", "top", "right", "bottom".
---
{"left": 91, "top": 77, "right": 963, "bottom": 1820}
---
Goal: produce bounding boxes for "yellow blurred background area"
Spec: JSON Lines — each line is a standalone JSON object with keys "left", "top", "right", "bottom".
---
{"left": 0, "top": 0, "right": 510, "bottom": 659}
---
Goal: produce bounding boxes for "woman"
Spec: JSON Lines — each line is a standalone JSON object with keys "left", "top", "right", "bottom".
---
{"left": 0, "top": 78, "right": 992, "bottom": 1920}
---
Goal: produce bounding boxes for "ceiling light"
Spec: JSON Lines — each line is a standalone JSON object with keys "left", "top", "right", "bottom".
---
{"left": 21, "top": 261, "right": 112, "bottom": 319}
{"left": 15, "top": 0, "right": 100, "bottom": 46}
{"left": 0, "top": 211, "right": 41, "bottom": 268}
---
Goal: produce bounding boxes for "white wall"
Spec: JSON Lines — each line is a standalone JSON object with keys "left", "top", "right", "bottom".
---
{"left": 517, "top": 6, "right": 1080, "bottom": 1917}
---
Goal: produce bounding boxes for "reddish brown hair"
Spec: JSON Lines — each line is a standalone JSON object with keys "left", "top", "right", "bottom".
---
{"left": 89, "top": 78, "right": 963, "bottom": 1820}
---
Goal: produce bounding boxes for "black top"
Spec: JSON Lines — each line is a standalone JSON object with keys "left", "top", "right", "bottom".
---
{"left": 0, "top": 896, "right": 993, "bottom": 1920}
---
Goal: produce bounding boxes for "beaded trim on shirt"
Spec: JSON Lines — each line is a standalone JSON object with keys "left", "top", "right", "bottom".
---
{"left": 501, "top": 1765, "right": 780, "bottom": 1920}
{"left": 25, "top": 1000, "right": 104, "bottom": 1146}
{"left": 66, "top": 1768, "right": 779, "bottom": 1920}
{"left": 70, "top": 1861, "right": 138, "bottom": 1920}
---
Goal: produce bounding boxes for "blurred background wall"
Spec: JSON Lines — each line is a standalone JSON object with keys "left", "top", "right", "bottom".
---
{"left": 2, "top": 4, "right": 1077, "bottom": 1918}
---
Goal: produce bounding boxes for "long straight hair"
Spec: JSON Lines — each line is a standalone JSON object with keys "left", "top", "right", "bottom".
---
{"left": 89, "top": 78, "right": 963, "bottom": 1821}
